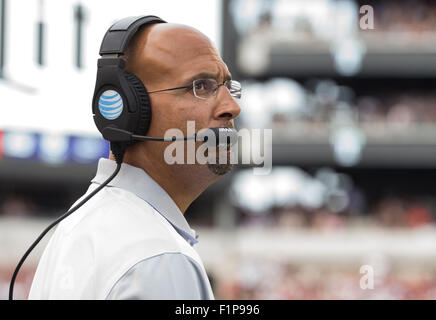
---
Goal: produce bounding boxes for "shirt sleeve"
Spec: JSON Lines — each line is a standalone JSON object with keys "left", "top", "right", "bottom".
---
{"left": 105, "top": 252, "right": 214, "bottom": 300}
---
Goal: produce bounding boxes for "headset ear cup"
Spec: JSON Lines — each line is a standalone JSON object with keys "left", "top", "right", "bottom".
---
{"left": 123, "top": 72, "right": 152, "bottom": 137}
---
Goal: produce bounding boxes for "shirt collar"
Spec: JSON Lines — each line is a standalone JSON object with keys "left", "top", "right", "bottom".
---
{"left": 91, "top": 158, "right": 199, "bottom": 246}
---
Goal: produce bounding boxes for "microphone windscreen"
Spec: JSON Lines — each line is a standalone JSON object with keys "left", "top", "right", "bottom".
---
{"left": 196, "top": 127, "right": 238, "bottom": 147}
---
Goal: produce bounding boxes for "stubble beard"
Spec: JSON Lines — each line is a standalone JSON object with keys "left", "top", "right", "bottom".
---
{"left": 207, "top": 162, "right": 233, "bottom": 176}
{"left": 206, "top": 147, "right": 234, "bottom": 176}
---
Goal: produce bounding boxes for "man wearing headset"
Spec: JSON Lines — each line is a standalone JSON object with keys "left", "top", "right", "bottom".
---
{"left": 27, "top": 17, "right": 241, "bottom": 299}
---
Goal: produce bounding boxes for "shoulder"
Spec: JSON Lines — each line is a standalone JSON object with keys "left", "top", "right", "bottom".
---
{"left": 57, "top": 185, "right": 174, "bottom": 244}
{"left": 30, "top": 184, "right": 201, "bottom": 299}
{"left": 51, "top": 185, "right": 195, "bottom": 297}
{"left": 106, "top": 252, "right": 214, "bottom": 300}
{"left": 53, "top": 184, "right": 188, "bottom": 258}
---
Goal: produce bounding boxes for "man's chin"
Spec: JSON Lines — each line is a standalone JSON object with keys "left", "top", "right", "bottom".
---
{"left": 204, "top": 146, "right": 235, "bottom": 176}
{"left": 207, "top": 163, "right": 233, "bottom": 176}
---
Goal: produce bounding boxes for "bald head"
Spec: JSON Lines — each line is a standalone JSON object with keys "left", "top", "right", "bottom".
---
{"left": 123, "top": 23, "right": 222, "bottom": 90}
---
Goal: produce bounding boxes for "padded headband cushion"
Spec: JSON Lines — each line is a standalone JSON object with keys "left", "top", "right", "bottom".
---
{"left": 100, "top": 15, "right": 166, "bottom": 55}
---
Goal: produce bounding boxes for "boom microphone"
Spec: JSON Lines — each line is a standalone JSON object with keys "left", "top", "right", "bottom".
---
{"left": 103, "top": 126, "right": 238, "bottom": 146}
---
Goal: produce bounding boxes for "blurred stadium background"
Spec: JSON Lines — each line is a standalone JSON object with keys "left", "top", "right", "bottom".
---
{"left": 2, "top": 0, "right": 436, "bottom": 299}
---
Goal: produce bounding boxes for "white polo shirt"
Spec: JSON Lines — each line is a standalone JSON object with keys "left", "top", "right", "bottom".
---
{"left": 29, "top": 158, "right": 214, "bottom": 300}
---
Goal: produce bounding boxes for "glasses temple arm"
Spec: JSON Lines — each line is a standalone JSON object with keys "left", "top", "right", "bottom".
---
{"left": 148, "top": 85, "right": 192, "bottom": 94}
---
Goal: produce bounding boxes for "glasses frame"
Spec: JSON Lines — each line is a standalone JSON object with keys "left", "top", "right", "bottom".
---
{"left": 148, "top": 78, "right": 242, "bottom": 100}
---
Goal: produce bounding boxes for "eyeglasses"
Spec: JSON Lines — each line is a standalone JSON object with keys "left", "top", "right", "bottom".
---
{"left": 148, "top": 78, "right": 242, "bottom": 100}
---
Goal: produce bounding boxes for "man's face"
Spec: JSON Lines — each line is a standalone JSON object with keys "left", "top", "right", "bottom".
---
{"left": 129, "top": 24, "right": 241, "bottom": 175}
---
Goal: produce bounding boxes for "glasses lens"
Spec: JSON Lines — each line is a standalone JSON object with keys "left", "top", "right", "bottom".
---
{"left": 193, "top": 79, "right": 217, "bottom": 99}
{"left": 226, "top": 80, "right": 242, "bottom": 99}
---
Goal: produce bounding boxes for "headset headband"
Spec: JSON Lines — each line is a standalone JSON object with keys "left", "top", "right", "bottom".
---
{"left": 99, "top": 15, "right": 166, "bottom": 55}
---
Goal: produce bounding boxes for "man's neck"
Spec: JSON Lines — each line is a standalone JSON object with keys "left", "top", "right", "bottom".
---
{"left": 110, "top": 148, "right": 218, "bottom": 214}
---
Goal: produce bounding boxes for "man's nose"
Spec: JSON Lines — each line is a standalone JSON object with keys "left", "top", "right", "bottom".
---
{"left": 214, "top": 86, "right": 242, "bottom": 120}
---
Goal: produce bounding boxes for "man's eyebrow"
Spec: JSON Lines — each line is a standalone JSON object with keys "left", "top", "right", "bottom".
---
{"left": 183, "top": 72, "right": 232, "bottom": 84}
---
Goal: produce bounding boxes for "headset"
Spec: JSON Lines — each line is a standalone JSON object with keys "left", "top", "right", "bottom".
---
{"left": 9, "top": 15, "right": 237, "bottom": 300}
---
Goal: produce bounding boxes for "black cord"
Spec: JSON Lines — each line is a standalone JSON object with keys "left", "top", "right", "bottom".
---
{"left": 9, "top": 143, "right": 125, "bottom": 300}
